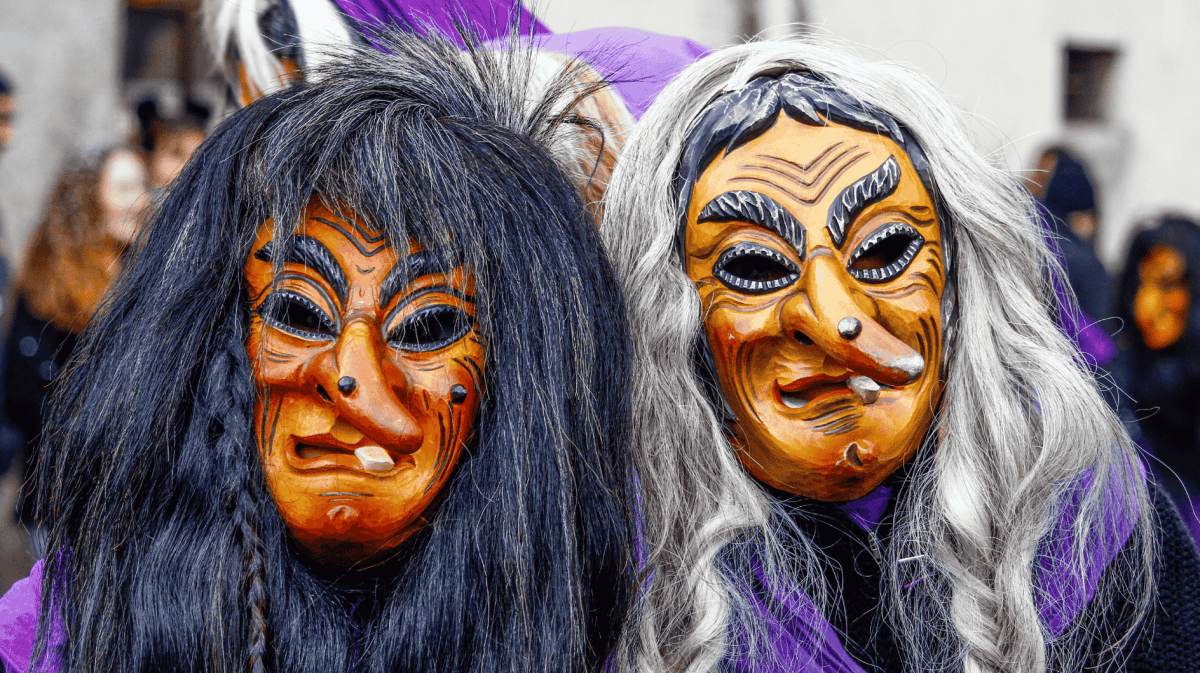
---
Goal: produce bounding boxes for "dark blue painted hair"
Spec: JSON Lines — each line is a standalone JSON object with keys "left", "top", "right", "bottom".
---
{"left": 35, "top": 30, "right": 632, "bottom": 673}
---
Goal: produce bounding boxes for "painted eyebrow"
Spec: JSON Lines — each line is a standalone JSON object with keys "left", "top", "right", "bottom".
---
{"left": 379, "top": 250, "right": 456, "bottom": 309}
{"left": 697, "top": 190, "right": 806, "bottom": 258}
{"left": 825, "top": 156, "right": 902, "bottom": 249}
{"left": 254, "top": 236, "right": 349, "bottom": 304}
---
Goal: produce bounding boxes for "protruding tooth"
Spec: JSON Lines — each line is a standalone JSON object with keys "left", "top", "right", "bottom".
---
{"left": 355, "top": 446, "right": 394, "bottom": 473}
{"left": 780, "top": 393, "right": 808, "bottom": 409}
{"left": 847, "top": 376, "right": 882, "bottom": 404}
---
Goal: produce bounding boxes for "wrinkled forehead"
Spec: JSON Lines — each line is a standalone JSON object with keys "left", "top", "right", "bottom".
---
{"left": 687, "top": 118, "right": 935, "bottom": 249}
{"left": 242, "top": 199, "right": 462, "bottom": 287}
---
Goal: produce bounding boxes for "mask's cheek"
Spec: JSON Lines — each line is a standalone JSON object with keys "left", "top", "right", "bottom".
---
{"left": 869, "top": 286, "right": 942, "bottom": 365}
{"left": 704, "top": 295, "right": 787, "bottom": 405}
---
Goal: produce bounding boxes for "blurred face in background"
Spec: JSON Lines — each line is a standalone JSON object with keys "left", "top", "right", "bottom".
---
{"left": 149, "top": 124, "right": 205, "bottom": 191}
{"left": 1134, "top": 244, "right": 1190, "bottom": 350}
{"left": 0, "top": 94, "right": 13, "bottom": 153}
{"left": 99, "top": 148, "right": 148, "bottom": 244}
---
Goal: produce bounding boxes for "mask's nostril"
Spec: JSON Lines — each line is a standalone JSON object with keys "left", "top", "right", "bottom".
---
{"left": 794, "top": 331, "right": 814, "bottom": 346}
{"left": 316, "top": 385, "right": 332, "bottom": 402}
{"left": 338, "top": 376, "right": 358, "bottom": 395}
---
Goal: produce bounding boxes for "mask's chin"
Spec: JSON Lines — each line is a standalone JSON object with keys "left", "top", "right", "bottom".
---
{"left": 733, "top": 405, "right": 920, "bottom": 502}
{"left": 286, "top": 515, "right": 416, "bottom": 571}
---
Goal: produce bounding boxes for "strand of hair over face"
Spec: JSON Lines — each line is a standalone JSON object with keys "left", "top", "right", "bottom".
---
{"left": 600, "top": 36, "right": 1154, "bottom": 673}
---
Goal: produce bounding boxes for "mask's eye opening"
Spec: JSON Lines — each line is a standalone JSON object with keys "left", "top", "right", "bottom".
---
{"left": 713, "top": 242, "right": 800, "bottom": 294}
{"left": 260, "top": 292, "right": 337, "bottom": 341}
{"left": 388, "top": 305, "right": 473, "bottom": 353}
{"left": 847, "top": 223, "right": 925, "bottom": 283}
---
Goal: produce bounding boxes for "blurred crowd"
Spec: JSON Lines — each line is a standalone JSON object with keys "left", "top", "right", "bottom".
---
{"left": 0, "top": 66, "right": 207, "bottom": 556}
{"left": 1029, "top": 146, "right": 1200, "bottom": 540}
{"left": 0, "top": 24, "right": 1198, "bottom": 571}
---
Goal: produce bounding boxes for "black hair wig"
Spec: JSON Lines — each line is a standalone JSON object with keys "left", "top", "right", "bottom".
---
{"left": 34, "top": 30, "right": 633, "bottom": 673}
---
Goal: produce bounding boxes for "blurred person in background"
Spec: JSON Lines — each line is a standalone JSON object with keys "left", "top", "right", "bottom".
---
{"left": 135, "top": 97, "right": 209, "bottom": 195}
{"left": 0, "top": 69, "right": 23, "bottom": 480}
{"left": 1029, "top": 146, "right": 1112, "bottom": 322}
{"left": 205, "top": 0, "right": 707, "bottom": 213}
{"left": 1113, "top": 215, "right": 1200, "bottom": 541}
{"left": 0, "top": 71, "right": 13, "bottom": 154}
{"left": 2, "top": 147, "right": 147, "bottom": 539}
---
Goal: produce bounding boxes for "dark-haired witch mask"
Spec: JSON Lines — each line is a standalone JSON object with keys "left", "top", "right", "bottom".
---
{"left": 686, "top": 115, "right": 946, "bottom": 501}
{"left": 245, "top": 199, "right": 484, "bottom": 566}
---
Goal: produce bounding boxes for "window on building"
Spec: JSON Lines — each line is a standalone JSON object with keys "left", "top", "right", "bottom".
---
{"left": 1064, "top": 46, "right": 1117, "bottom": 122}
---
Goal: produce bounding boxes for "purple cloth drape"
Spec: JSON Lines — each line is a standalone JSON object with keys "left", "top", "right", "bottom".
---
{"left": 735, "top": 463, "right": 1141, "bottom": 672}
{"left": 332, "top": 1, "right": 707, "bottom": 122}
{"left": 0, "top": 560, "right": 57, "bottom": 673}
{"left": 333, "top": 0, "right": 548, "bottom": 46}
{"left": 0, "top": 465, "right": 1143, "bottom": 673}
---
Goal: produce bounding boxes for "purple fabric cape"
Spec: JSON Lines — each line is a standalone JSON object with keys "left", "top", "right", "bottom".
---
{"left": 0, "top": 560, "right": 57, "bottom": 673}
{"left": 0, "top": 466, "right": 1142, "bottom": 673}
{"left": 332, "top": 0, "right": 707, "bottom": 121}
{"left": 727, "top": 461, "right": 1141, "bottom": 673}
{"left": 333, "top": 0, "right": 548, "bottom": 45}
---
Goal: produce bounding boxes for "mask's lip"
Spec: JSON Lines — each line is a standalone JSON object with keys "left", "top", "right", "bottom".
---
{"left": 285, "top": 433, "right": 415, "bottom": 475}
{"left": 776, "top": 372, "right": 855, "bottom": 410}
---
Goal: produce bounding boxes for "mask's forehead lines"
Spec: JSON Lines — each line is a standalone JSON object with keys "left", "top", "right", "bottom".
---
{"left": 731, "top": 141, "right": 869, "bottom": 208}
{"left": 310, "top": 215, "right": 391, "bottom": 257}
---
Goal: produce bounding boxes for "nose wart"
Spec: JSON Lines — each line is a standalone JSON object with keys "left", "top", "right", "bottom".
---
{"left": 337, "top": 376, "right": 358, "bottom": 395}
{"left": 837, "top": 317, "right": 862, "bottom": 340}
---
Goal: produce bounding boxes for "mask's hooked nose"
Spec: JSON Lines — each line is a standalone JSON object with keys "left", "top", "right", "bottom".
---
{"left": 328, "top": 320, "right": 423, "bottom": 453}
{"left": 790, "top": 254, "right": 925, "bottom": 386}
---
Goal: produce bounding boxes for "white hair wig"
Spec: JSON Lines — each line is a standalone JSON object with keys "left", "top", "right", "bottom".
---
{"left": 600, "top": 38, "right": 1155, "bottom": 673}
{"left": 201, "top": 0, "right": 627, "bottom": 217}
{"left": 204, "top": 0, "right": 356, "bottom": 98}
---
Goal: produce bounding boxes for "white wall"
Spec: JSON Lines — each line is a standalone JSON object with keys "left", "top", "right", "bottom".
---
{"left": 806, "top": 0, "right": 1200, "bottom": 267}
{"left": 544, "top": 0, "right": 1200, "bottom": 269}
{"left": 0, "top": 0, "right": 127, "bottom": 275}
{"left": 538, "top": 0, "right": 743, "bottom": 50}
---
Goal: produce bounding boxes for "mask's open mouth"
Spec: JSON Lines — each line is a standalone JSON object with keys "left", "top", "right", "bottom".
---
{"left": 290, "top": 440, "right": 412, "bottom": 474}
{"left": 778, "top": 375, "right": 891, "bottom": 410}
{"left": 779, "top": 381, "right": 848, "bottom": 409}
{"left": 297, "top": 444, "right": 344, "bottom": 460}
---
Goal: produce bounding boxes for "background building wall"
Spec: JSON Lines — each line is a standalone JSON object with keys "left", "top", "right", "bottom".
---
{"left": 544, "top": 0, "right": 1200, "bottom": 268}
{"left": 0, "top": 0, "right": 127, "bottom": 277}
{"left": 1, "top": 1, "right": 1196, "bottom": 273}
